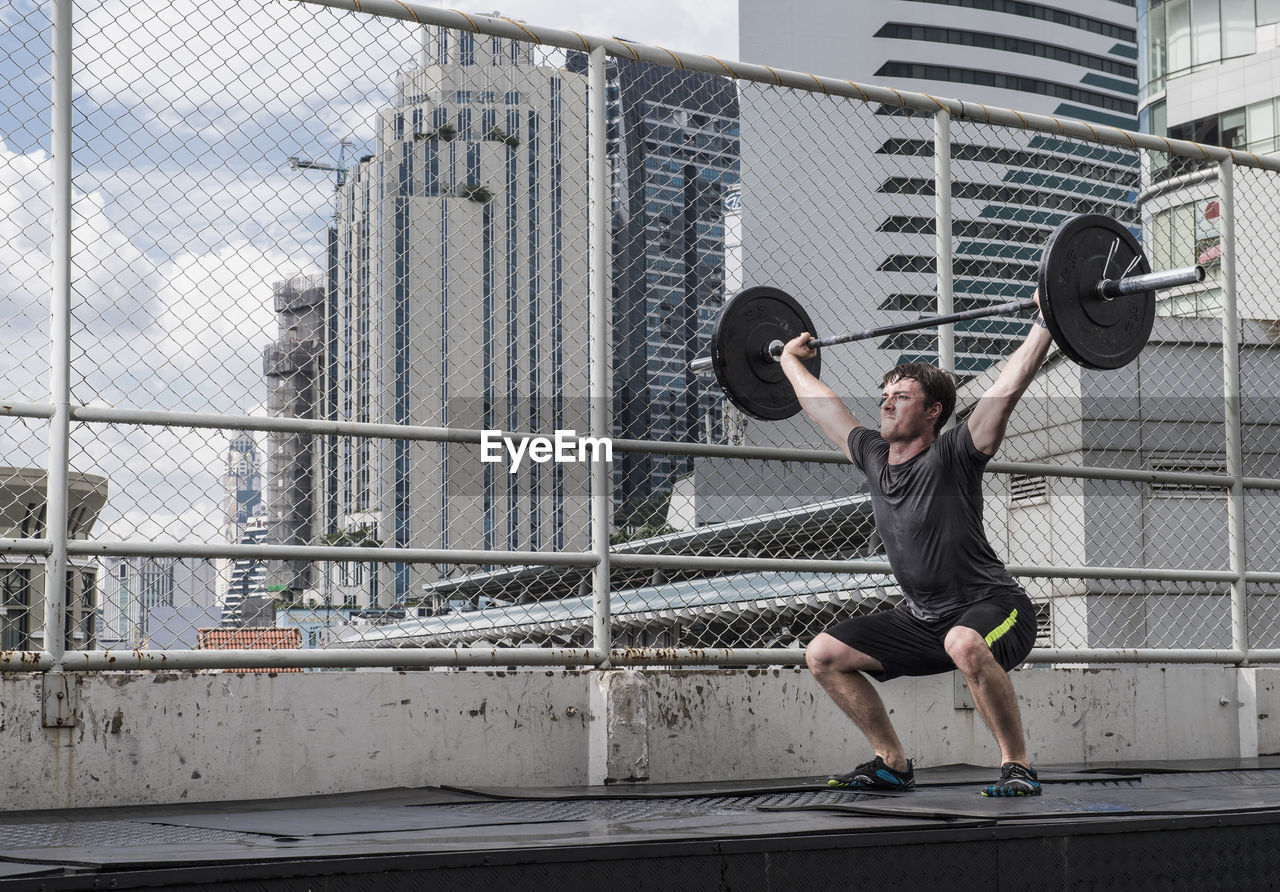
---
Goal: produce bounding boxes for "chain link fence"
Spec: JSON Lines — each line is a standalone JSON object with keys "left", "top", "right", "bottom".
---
{"left": 2, "top": 0, "right": 1279, "bottom": 670}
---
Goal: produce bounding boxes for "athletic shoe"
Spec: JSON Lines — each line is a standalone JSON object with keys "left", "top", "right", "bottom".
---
{"left": 981, "top": 762, "right": 1042, "bottom": 797}
{"left": 826, "top": 755, "right": 915, "bottom": 791}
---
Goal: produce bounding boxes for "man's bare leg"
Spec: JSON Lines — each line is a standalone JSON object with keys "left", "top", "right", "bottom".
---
{"left": 805, "top": 632, "right": 909, "bottom": 772}
{"left": 944, "top": 626, "right": 1029, "bottom": 767}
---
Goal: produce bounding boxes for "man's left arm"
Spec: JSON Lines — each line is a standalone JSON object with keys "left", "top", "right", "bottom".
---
{"left": 967, "top": 293, "right": 1054, "bottom": 456}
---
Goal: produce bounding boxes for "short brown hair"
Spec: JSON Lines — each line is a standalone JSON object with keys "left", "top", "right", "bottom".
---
{"left": 881, "top": 363, "right": 956, "bottom": 436}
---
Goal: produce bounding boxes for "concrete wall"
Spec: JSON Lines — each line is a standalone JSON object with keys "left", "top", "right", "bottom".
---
{"left": 0, "top": 666, "right": 1272, "bottom": 811}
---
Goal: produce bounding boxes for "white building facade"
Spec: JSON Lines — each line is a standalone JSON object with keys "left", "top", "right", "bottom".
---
{"left": 100, "top": 556, "right": 219, "bottom": 650}
{"left": 1137, "top": 0, "right": 1280, "bottom": 319}
{"left": 332, "top": 30, "right": 590, "bottom": 606}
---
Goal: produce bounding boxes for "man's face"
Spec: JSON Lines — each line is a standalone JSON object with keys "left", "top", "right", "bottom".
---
{"left": 879, "top": 376, "right": 937, "bottom": 442}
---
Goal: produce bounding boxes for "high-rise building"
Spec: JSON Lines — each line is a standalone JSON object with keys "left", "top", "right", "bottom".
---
{"left": 220, "top": 518, "right": 269, "bottom": 626}
{"left": 331, "top": 27, "right": 590, "bottom": 605}
{"left": 263, "top": 274, "right": 327, "bottom": 598}
{"left": 217, "top": 431, "right": 263, "bottom": 608}
{"left": 737, "top": 0, "right": 1142, "bottom": 446}
{"left": 221, "top": 432, "right": 262, "bottom": 540}
{"left": 566, "top": 52, "right": 741, "bottom": 510}
{"left": 1137, "top": 0, "right": 1280, "bottom": 319}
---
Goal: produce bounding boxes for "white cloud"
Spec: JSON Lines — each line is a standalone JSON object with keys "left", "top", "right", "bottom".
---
{"left": 0, "top": 139, "right": 317, "bottom": 540}
{"left": 0, "top": 140, "right": 164, "bottom": 403}
{"left": 153, "top": 240, "right": 292, "bottom": 401}
{"left": 75, "top": 0, "right": 413, "bottom": 132}
{"left": 74, "top": 0, "right": 738, "bottom": 139}
{"left": 0, "top": 141, "right": 159, "bottom": 332}
{"left": 454, "top": 0, "right": 738, "bottom": 59}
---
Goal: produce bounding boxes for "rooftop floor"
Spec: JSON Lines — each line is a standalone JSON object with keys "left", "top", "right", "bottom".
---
{"left": 5, "top": 758, "right": 1280, "bottom": 890}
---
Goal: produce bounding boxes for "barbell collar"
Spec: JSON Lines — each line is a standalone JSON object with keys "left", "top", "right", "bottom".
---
{"left": 1096, "top": 264, "right": 1205, "bottom": 299}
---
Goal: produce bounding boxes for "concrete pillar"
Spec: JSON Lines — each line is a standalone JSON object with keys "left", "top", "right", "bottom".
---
{"left": 588, "top": 670, "right": 650, "bottom": 784}
{"left": 1238, "top": 666, "right": 1259, "bottom": 759}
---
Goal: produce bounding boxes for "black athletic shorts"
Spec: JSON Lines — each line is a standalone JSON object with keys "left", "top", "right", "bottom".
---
{"left": 823, "top": 589, "right": 1036, "bottom": 682}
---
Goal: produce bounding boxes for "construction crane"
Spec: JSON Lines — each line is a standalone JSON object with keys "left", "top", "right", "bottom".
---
{"left": 287, "top": 139, "right": 353, "bottom": 192}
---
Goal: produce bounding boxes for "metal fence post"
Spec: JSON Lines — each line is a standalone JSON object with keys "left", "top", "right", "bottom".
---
{"left": 42, "top": 0, "right": 75, "bottom": 670}
{"left": 934, "top": 109, "right": 954, "bottom": 380}
{"left": 1219, "top": 158, "right": 1248, "bottom": 662}
{"left": 588, "top": 45, "right": 611, "bottom": 663}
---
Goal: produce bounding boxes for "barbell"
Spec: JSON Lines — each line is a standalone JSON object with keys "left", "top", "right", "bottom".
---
{"left": 690, "top": 213, "right": 1206, "bottom": 421}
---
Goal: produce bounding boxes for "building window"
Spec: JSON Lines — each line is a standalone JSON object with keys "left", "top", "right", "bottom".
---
{"left": 1145, "top": 2, "right": 1166, "bottom": 96}
{"left": 1247, "top": 99, "right": 1277, "bottom": 153}
{"left": 1190, "top": 0, "right": 1221, "bottom": 67}
{"left": 436, "top": 28, "right": 450, "bottom": 65}
{"left": 1, "top": 569, "right": 30, "bottom": 650}
{"left": 1222, "top": 0, "right": 1256, "bottom": 56}
{"left": 424, "top": 142, "right": 439, "bottom": 196}
{"left": 1165, "top": 0, "right": 1192, "bottom": 71}
{"left": 140, "top": 560, "right": 174, "bottom": 607}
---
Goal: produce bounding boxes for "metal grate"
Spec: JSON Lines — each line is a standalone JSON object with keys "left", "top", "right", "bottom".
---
{"left": 431, "top": 790, "right": 875, "bottom": 821}
{"left": 0, "top": 820, "right": 269, "bottom": 849}
{"left": 1008, "top": 473, "right": 1049, "bottom": 506}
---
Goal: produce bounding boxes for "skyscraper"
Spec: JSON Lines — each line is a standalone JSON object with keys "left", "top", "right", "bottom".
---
{"left": 263, "top": 273, "right": 326, "bottom": 598}
{"left": 218, "top": 431, "right": 263, "bottom": 610}
{"left": 737, "top": 0, "right": 1141, "bottom": 446}
{"left": 566, "top": 52, "right": 741, "bottom": 512}
{"left": 221, "top": 431, "right": 262, "bottom": 538}
{"left": 331, "top": 28, "right": 590, "bottom": 605}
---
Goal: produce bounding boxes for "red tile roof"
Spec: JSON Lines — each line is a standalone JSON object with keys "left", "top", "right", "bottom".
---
{"left": 196, "top": 627, "right": 303, "bottom": 673}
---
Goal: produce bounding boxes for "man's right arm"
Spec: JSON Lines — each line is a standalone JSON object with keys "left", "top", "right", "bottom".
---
{"left": 778, "top": 333, "right": 862, "bottom": 462}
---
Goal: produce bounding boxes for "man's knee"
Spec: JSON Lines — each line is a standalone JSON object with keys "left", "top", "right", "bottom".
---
{"left": 945, "top": 626, "right": 996, "bottom": 676}
{"left": 805, "top": 634, "right": 842, "bottom": 675}
{"left": 806, "top": 633, "right": 879, "bottom": 676}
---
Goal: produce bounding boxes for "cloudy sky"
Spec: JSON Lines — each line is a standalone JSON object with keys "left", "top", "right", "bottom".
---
{"left": 0, "top": 0, "right": 737, "bottom": 542}
{"left": 452, "top": 0, "right": 738, "bottom": 59}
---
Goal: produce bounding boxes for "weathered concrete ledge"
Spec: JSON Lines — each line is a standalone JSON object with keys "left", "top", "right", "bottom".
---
{"left": 1, "top": 665, "right": 1276, "bottom": 810}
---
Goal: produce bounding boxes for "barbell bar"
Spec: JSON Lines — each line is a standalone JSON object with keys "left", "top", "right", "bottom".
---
{"left": 689, "top": 213, "right": 1208, "bottom": 421}
{"left": 689, "top": 262, "right": 1203, "bottom": 375}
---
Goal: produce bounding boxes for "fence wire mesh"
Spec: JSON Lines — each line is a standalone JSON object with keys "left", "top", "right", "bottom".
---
{"left": 2, "top": 0, "right": 1279, "bottom": 666}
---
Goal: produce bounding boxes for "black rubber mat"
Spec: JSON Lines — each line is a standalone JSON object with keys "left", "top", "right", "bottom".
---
{"left": 441, "top": 764, "right": 1142, "bottom": 800}
{"left": 0, "top": 785, "right": 483, "bottom": 828}
{"left": 0, "top": 810, "right": 971, "bottom": 870}
{"left": 147, "top": 804, "right": 571, "bottom": 837}
{"left": 758, "top": 782, "right": 1280, "bottom": 821}
{"left": 0, "top": 862, "right": 60, "bottom": 879}
{"left": 9, "top": 764, "right": 1280, "bottom": 888}
{"left": 1063, "top": 755, "right": 1280, "bottom": 774}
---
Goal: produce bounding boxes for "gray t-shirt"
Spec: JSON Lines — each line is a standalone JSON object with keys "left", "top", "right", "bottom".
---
{"left": 847, "top": 421, "right": 1024, "bottom": 623}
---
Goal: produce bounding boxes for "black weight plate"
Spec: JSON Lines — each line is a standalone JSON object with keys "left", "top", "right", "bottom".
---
{"left": 1038, "top": 214, "right": 1155, "bottom": 370}
{"left": 709, "top": 285, "right": 820, "bottom": 421}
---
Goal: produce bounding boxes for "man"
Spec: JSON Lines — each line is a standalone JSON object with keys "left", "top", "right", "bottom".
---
{"left": 778, "top": 297, "right": 1052, "bottom": 797}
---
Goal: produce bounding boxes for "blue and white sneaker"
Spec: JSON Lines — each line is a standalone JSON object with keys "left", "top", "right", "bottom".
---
{"left": 982, "top": 762, "right": 1041, "bottom": 797}
{"left": 827, "top": 756, "right": 915, "bottom": 791}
